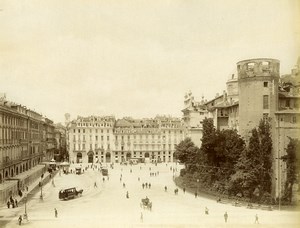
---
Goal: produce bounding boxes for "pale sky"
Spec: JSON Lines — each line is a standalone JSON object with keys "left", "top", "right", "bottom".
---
{"left": 1, "top": 0, "right": 299, "bottom": 123}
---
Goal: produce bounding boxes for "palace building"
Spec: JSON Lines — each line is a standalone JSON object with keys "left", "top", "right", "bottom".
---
{"left": 66, "top": 115, "right": 185, "bottom": 164}
{"left": 182, "top": 58, "right": 300, "bottom": 198}
{"left": 0, "top": 94, "right": 55, "bottom": 204}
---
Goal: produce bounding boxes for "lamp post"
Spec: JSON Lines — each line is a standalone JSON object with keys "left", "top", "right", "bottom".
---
{"left": 275, "top": 157, "right": 283, "bottom": 211}
{"left": 24, "top": 194, "right": 27, "bottom": 215}
{"left": 197, "top": 179, "right": 199, "bottom": 195}
{"left": 40, "top": 174, "right": 44, "bottom": 200}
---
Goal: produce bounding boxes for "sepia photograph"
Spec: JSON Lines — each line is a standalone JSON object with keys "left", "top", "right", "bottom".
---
{"left": 0, "top": 0, "right": 299, "bottom": 227}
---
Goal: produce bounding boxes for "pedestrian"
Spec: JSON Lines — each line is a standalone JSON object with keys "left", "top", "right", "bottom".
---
{"left": 18, "top": 215, "right": 22, "bottom": 225}
{"left": 138, "top": 177, "right": 140, "bottom": 181}
{"left": 205, "top": 207, "right": 209, "bottom": 215}
{"left": 123, "top": 183, "right": 126, "bottom": 188}
{"left": 130, "top": 169, "right": 132, "bottom": 173}
{"left": 54, "top": 208, "right": 58, "bottom": 218}
{"left": 102, "top": 177, "right": 105, "bottom": 182}
{"left": 26, "top": 186, "right": 28, "bottom": 192}
{"left": 183, "top": 187, "right": 186, "bottom": 194}
{"left": 7, "top": 201, "right": 10, "bottom": 209}
{"left": 164, "top": 186, "right": 167, "bottom": 192}
{"left": 126, "top": 191, "right": 129, "bottom": 199}
{"left": 140, "top": 212, "right": 143, "bottom": 222}
{"left": 194, "top": 192, "right": 198, "bottom": 198}
{"left": 15, "top": 199, "right": 18, "bottom": 207}
{"left": 94, "top": 182, "right": 97, "bottom": 188}
{"left": 142, "top": 183, "right": 145, "bottom": 189}
{"left": 224, "top": 212, "right": 228, "bottom": 223}
{"left": 255, "top": 214, "right": 259, "bottom": 224}
{"left": 12, "top": 201, "right": 15, "bottom": 208}
{"left": 145, "top": 183, "right": 148, "bottom": 188}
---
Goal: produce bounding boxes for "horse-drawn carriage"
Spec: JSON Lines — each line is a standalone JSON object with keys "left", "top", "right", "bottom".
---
{"left": 140, "top": 197, "right": 152, "bottom": 210}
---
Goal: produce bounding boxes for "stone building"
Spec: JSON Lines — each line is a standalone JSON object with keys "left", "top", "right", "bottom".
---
{"left": 0, "top": 94, "right": 56, "bottom": 204}
{"left": 66, "top": 115, "right": 185, "bottom": 164}
{"left": 183, "top": 58, "right": 300, "bottom": 198}
{"left": 67, "top": 115, "right": 115, "bottom": 164}
{"left": 53, "top": 123, "right": 67, "bottom": 162}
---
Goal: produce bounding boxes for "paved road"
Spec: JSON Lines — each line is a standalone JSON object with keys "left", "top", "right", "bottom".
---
{"left": 2, "top": 162, "right": 299, "bottom": 228}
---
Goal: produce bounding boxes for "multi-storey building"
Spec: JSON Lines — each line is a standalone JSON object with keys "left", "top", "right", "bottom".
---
{"left": 66, "top": 115, "right": 185, "bottom": 164}
{"left": 0, "top": 94, "right": 56, "bottom": 204}
{"left": 67, "top": 116, "right": 115, "bottom": 164}
{"left": 183, "top": 58, "right": 300, "bottom": 198}
{"left": 53, "top": 123, "right": 67, "bottom": 162}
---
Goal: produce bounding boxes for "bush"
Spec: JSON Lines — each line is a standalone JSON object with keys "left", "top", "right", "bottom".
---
{"left": 180, "top": 168, "right": 186, "bottom": 177}
{"left": 259, "top": 192, "right": 273, "bottom": 204}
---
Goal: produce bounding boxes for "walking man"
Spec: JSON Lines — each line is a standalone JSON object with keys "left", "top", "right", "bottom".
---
{"left": 18, "top": 215, "right": 22, "bottom": 225}
{"left": 140, "top": 212, "right": 143, "bottom": 222}
{"left": 54, "top": 208, "right": 58, "bottom": 218}
{"left": 205, "top": 207, "right": 209, "bottom": 215}
{"left": 255, "top": 214, "right": 259, "bottom": 224}
{"left": 15, "top": 199, "right": 18, "bottom": 207}
{"left": 183, "top": 187, "right": 186, "bottom": 194}
{"left": 94, "top": 182, "right": 97, "bottom": 188}
{"left": 7, "top": 201, "right": 10, "bottom": 208}
{"left": 194, "top": 192, "right": 198, "bottom": 198}
{"left": 224, "top": 211, "right": 228, "bottom": 223}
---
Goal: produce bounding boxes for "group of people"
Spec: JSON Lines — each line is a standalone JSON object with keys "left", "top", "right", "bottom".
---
{"left": 149, "top": 171, "right": 159, "bottom": 177}
{"left": 7, "top": 196, "right": 18, "bottom": 209}
{"left": 142, "top": 182, "right": 151, "bottom": 189}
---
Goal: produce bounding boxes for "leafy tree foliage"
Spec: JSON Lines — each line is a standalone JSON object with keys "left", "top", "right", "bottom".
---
{"left": 281, "top": 137, "right": 299, "bottom": 203}
{"left": 174, "top": 137, "right": 199, "bottom": 172}
{"left": 230, "top": 120, "right": 273, "bottom": 202}
{"left": 199, "top": 118, "right": 245, "bottom": 191}
{"left": 230, "top": 129, "right": 261, "bottom": 198}
{"left": 258, "top": 119, "right": 273, "bottom": 194}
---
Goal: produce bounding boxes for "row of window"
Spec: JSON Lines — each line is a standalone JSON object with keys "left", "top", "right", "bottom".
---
{"left": 76, "top": 123, "right": 113, "bottom": 127}
{"left": 72, "top": 128, "right": 183, "bottom": 135}
{"left": 73, "top": 142, "right": 177, "bottom": 151}
{"left": 0, "top": 114, "right": 27, "bottom": 127}
{"left": 73, "top": 128, "right": 111, "bottom": 134}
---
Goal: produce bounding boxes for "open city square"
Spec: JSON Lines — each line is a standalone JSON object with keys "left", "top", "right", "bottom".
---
{"left": 1, "top": 0, "right": 299, "bottom": 227}
{"left": 1, "top": 162, "right": 299, "bottom": 228}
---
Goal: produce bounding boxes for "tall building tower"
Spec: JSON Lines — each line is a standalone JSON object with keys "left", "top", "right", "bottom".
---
{"left": 237, "top": 58, "right": 280, "bottom": 140}
{"left": 182, "top": 91, "right": 207, "bottom": 147}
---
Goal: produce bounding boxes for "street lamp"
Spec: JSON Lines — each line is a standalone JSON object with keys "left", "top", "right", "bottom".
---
{"left": 197, "top": 179, "right": 199, "bottom": 195}
{"left": 24, "top": 194, "right": 27, "bottom": 215}
{"left": 275, "top": 157, "right": 283, "bottom": 211}
{"left": 39, "top": 174, "right": 44, "bottom": 200}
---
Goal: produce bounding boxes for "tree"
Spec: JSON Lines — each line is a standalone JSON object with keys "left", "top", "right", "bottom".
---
{"left": 175, "top": 138, "right": 199, "bottom": 171}
{"left": 281, "top": 137, "right": 299, "bottom": 203}
{"left": 230, "top": 128, "right": 261, "bottom": 198}
{"left": 258, "top": 119, "right": 273, "bottom": 194}
{"left": 200, "top": 118, "right": 217, "bottom": 165}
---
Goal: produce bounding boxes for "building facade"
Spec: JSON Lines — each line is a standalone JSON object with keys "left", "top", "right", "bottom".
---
{"left": 66, "top": 115, "right": 185, "bottom": 164}
{"left": 183, "top": 58, "right": 300, "bottom": 198}
{"left": 0, "top": 95, "right": 56, "bottom": 204}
